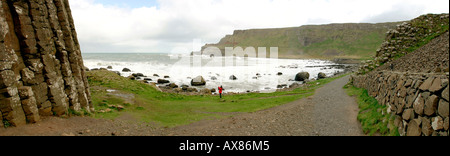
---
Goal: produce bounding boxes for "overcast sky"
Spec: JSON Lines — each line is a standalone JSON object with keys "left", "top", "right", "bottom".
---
{"left": 70, "top": 0, "right": 449, "bottom": 53}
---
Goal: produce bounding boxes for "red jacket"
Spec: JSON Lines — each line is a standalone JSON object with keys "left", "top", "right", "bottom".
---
{"left": 218, "top": 87, "right": 223, "bottom": 94}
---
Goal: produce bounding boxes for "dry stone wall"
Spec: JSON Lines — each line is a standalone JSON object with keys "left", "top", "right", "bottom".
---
{"left": 352, "top": 72, "right": 449, "bottom": 136}
{"left": 1, "top": 0, "right": 92, "bottom": 127}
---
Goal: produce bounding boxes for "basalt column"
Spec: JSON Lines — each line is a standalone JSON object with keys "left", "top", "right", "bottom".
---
{"left": 1, "top": 0, "right": 92, "bottom": 127}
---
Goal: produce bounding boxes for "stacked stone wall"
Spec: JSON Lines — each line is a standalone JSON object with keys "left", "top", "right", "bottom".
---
{"left": 352, "top": 72, "right": 449, "bottom": 136}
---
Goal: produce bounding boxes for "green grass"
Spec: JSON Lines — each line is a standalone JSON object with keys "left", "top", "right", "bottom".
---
{"left": 88, "top": 70, "right": 346, "bottom": 127}
{"left": 343, "top": 83, "right": 399, "bottom": 136}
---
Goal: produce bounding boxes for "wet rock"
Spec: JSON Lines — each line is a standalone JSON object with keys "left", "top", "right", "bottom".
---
{"left": 317, "top": 72, "right": 327, "bottom": 80}
{"left": 229, "top": 75, "right": 237, "bottom": 80}
{"left": 295, "top": 72, "right": 310, "bottom": 81}
{"left": 168, "top": 83, "right": 178, "bottom": 88}
{"left": 157, "top": 79, "right": 170, "bottom": 84}
{"left": 122, "top": 68, "right": 131, "bottom": 72}
{"left": 191, "top": 76, "right": 206, "bottom": 86}
{"left": 277, "top": 84, "right": 287, "bottom": 89}
{"left": 132, "top": 73, "right": 145, "bottom": 77}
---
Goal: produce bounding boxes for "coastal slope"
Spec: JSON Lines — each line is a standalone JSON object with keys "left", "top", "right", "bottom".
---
{"left": 202, "top": 22, "right": 400, "bottom": 59}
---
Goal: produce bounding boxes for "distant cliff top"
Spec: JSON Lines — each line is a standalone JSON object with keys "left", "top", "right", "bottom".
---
{"left": 202, "top": 22, "right": 401, "bottom": 60}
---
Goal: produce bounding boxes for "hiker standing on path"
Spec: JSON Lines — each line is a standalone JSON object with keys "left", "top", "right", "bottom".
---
{"left": 218, "top": 86, "right": 224, "bottom": 98}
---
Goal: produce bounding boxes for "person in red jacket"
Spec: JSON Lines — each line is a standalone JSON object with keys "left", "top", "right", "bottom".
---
{"left": 218, "top": 86, "right": 223, "bottom": 99}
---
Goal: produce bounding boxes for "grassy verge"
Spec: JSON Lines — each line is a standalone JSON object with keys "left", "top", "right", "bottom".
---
{"left": 88, "top": 70, "right": 347, "bottom": 127}
{"left": 343, "top": 83, "right": 399, "bottom": 136}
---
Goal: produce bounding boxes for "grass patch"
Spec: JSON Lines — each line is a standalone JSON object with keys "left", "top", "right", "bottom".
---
{"left": 343, "top": 83, "right": 399, "bottom": 136}
{"left": 88, "top": 70, "right": 346, "bottom": 127}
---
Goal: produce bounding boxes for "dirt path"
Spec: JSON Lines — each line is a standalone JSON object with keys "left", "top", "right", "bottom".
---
{"left": 0, "top": 75, "right": 363, "bottom": 136}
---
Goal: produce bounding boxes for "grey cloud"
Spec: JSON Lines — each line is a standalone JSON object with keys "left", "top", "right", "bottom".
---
{"left": 361, "top": 3, "right": 426, "bottom": 23}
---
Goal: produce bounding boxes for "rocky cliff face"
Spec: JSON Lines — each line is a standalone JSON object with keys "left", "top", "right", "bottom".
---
{"left": 1, "top": 0, "right": 92, "bottom": 127}
{"left": 202, "top": 22, "right": 400, "bottom": 59}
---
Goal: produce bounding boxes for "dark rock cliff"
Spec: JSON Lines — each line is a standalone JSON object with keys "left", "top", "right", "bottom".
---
{"left": 1, "top": 0, "right": 92, "bottom": 127}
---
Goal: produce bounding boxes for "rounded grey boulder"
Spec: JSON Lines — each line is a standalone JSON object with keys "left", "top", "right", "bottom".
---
{"left": 295, "top": 72, "right": 310, "bottom": 81}
{"left": 191, "top": 76, "right": 206, "bottom": 86}
{"left": 318, "top": 72, "right": 327, "bottom": 79}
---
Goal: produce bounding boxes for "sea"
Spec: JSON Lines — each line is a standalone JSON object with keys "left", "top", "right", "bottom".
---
{"left": 82, "top": 53, "right": 347, "bottom": 93}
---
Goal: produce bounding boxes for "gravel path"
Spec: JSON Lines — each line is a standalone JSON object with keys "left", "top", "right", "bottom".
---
{"left": 0, "top": 75, "right": 363, "bottom": 136}
{"left": 311, "top": 75, "right": 363, "bottom": 136}
{"left": 167, "top": 75, "right": 363, "bottom": 136}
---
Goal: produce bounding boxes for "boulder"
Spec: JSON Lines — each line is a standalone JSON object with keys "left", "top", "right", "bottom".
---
{"left": 186, "top": 87, "right": 198, "bottom": 92}
{"left": 419, "top": 77, "right": 434, "bottom": 91}
{"left": 168, "top": 83, "right": 178, "bottom": 88}
{"left": 132, "top": 73, "right": 145, "bottom": 77}
{"left": 424, "top": 95, "right": 439, "bottom": 116}
{"left": 445, "top": 117, "right": 449, "bottom": 131}
{"left": 0, "top": 111, "right": 3, "bottom": 127}
{"left": 438, "top": 99, "right": 449, "bottom": 118}
{"left": 429, "top": 77, "right": 443, "bottom": 92}
{"left": 295, "top": 72, "right": 310, "bottom": 81}
{"left": 200, "top": 88, "right": 212, "bottom": 94}
{"left": 277, "top": 72, "right": 283, "bottom": 76}
{"left": 191, "top": 76, "right": 206, "bottom": 86}
{"left": 122, "top": 68, "right": 131, "bottom": 72}
{"left": 211, "top": 76, "right": 217, "bottom": 80}
{"left": 317, "top": 72, "right": 327, "bottom": 79}
{"left": 413, "top": 94, "right": 424, "bottom": 115}
{"left": 432, "top": 116, "right": 444, "bottom": 131}
{"left": 402, "top": 109, "right": 414, "bottom": 121}
{"left": 107, "top": 66, "right": 113, "bottom": 69}
{"left": 211, "top": 88, "right": 216, "bottom": 93}
{"left": 157, "top": 79, "right": 170, "bottom": 84}
{"left": 442, "top": 85, "right": 449, "bottom": 101}
{"left": 421, "top": 117, "right": 433, "bottom": 136}
{"left": 164, "top": 76, "right": 170, "bottom": 78}
{"left": 153, "top": 74, "right": 159, "bottom": 77}
{"left": 277, "top": 84, "right": 287, "bottom": 89}
{"left": 406, "top": 119, "right": 422, "bottom": 136}
{"left": 229, "top": 75, "right": 237, "bottom": 80}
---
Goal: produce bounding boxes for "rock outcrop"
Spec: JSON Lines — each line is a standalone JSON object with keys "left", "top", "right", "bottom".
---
{"left": 357, "top": 14, "right": 449, "bottom": 74}
{"left": 1, "top": 0, "right": 92, "bottom": 127}
{"left": 351, "top": 14, "right": 449, "bottom": 136}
